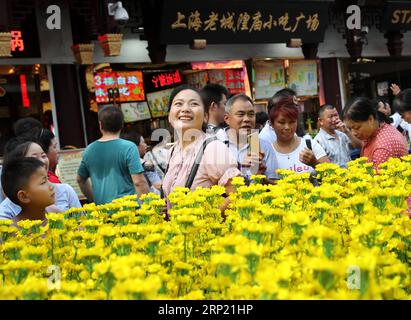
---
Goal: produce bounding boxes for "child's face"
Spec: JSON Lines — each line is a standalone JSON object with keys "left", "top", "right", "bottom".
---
{"left": 18, "top": 166, "right": 55, "bottom": 209}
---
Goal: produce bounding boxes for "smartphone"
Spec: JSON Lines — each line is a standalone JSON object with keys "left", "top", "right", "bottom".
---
{"left": 303, "top": 134, "right": 312, "bottom": 150}
{"left": 247, "top": 132, "right": 260, "bottom": 154}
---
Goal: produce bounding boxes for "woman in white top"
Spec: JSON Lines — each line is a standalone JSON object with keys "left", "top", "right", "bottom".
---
{"left": 269, "top": 96, "right": 329, "bottom": 174}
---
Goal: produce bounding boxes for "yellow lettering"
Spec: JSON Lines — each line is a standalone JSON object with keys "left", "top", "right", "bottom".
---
{"left": 392, "top": 10, "right": 400, "bottom": 24}
{"left": 401, "top": 10, "right": 411, "bottom": 23}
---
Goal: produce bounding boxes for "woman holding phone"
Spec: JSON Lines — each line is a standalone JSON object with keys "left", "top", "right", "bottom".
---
{"left": 270, "top": 97, "right": 330, "bottom": 174}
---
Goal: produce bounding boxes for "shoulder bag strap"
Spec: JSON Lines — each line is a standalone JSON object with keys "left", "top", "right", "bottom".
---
{"left": 160, "top": 145, "right": 176, "bottom": 199}
{"left": 185, "top": 137, "right": 217, "bottom": 189}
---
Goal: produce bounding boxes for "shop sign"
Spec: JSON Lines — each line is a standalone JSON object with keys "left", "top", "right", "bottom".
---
{"left": 143, "top": 70, "right": 182, "bottom": 92}
{"left": 94, "top": 71, "right": 145, "bottom": 103}
{"left": 0, "top": 87, "right": 6, "bottom": 97}
{"left": 383, "top": 1, "right": 411, "bottom": 30}
{"left": 10, "top": 15, "right": 41, "bottom": 58}
{"left": 161, "top": 0, "right": 330, "bottom": 44}
{"left": 56, "top": 149, "right": 85, "bottom": 200}
{"left": 11, "top": 31, "right": 24, "bottom": 52}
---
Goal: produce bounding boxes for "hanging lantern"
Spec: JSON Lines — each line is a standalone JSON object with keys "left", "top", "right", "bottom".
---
{"left": 98, "top": 33, "right": 123, "bottom": 56}
{"left": 71, "top": 43, "right": 94, "bottom": 65}
{"left": 0, "top": 32, "right": 12, "bottom": 57}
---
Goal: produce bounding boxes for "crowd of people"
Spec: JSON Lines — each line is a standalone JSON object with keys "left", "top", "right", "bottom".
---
{"left": 1, "top": 82, "right": 411, "bottom": 223}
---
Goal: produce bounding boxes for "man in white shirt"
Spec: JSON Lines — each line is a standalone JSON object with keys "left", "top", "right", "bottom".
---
{"left": 314, "top": 105, "right": 362, "bottom": 168}
{"left": 217, "top": 93, "right": 279, "bottom": 181}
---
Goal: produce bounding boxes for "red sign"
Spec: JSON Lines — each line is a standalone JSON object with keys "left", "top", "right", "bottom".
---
{"left": 11, "top": 31, "right": 24, "bottom": 52}
{"left": 19, "top": 74, "right": 30, "bottom": 108}
{"left": 94, "top": 71, "right": 145, "bottom": 103}
{"left": 225, "top": 69, "right": 245, "bottom": 94}
{"left": 151, "top": 70, "right": 182, "bottom": 89}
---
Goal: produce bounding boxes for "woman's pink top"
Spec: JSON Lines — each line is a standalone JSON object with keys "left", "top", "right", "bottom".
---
{"left": 361, "top": 123, "right": 408, "bottom": 170}
{"left": 162, "top": 134, "right": 241, "bottom": 197}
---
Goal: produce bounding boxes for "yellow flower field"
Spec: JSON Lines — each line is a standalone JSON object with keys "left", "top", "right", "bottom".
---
{"left": 0, "top": 156, "right": 410, "bottom": 300}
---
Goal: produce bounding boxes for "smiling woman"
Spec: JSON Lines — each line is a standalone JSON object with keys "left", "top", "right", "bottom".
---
{"left": 161, "top": 85, "right": 241, "bottom": 210}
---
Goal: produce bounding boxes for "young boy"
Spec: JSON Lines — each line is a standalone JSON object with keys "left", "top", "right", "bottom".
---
{"left": 1, "top": 158, "right": 56, "bottom": 222}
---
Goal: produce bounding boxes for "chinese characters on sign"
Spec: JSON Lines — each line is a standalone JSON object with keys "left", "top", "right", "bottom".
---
{"left": 171, "top": 11, "right": 320, "bottom": 33}
{"left": 11, "top": 31, "right": 25, "bottom": 52}
{"left": 225, "top": 69, "right": 245, "bottom": 94}
{"left": 56, "top": 149, "right": 86, "bottom": 199}
{"left": 94, "top": 71, "right": 145, "bottom": 103}
{"left": 161, "top": 1, "right": 329, "bottom": 44}
{"left": 151, "top": 70, "right": 182, "bottom": 89}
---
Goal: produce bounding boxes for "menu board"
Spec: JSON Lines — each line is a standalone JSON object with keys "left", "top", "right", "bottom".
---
{"left": 207, "top": 69, "right": 245, "bottom": 94}
{"left": 94, "top": 71, "right": 145, "bottom": 103}
{"left": 146, "top": 88, "right": 173, "bottom": 118}
{"left": 208, "top": 69, "right": 226, "bottom": 86}
{"left": 225, "top": 69, "right": 245, "bottom": 94}
{"left": 121, "top": 102, "right": 151, "bottom": 123}
{"left": 55, "top": 149, "right": 85, "bottom": 200}
{"left": 253, "top": 61, "right": 285, "bottom": 99}
{"left": 184, "top": 71, "right": 208, "bottom": 89}
{"left": 288, "top": 60, "right": 318, "bottom": 96}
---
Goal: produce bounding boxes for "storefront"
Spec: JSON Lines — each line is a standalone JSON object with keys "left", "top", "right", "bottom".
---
{"left": 77, "top": 60, "right": 250, "bottom": 144}
{"left": 0, "top": 13, "right": 54, "bottom": 155}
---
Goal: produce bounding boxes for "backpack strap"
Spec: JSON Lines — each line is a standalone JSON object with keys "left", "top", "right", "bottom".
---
{"left": 185, "top": 136, "right": 217, "bottom": 189}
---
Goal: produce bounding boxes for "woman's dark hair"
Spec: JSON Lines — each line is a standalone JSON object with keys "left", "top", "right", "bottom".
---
{"left": 167, "top": 85, "right": 208, "bottom": 114}
{"left": 374, "top": 96, "right": 389, "bottom": 107}
{"left": 37, "top": 128, "right": 55, "bottom": 154}
{"left": 394, "top": 88, "right": 411, "bottom": 114}
{"left": 3, "top": 141, "right": 36, "bottom": 166}
{"left": 167, "top": 85, "right": 209, "bottom": 132}
{"left": 343, "top": 97, "right": 391, "bottom": 124}
{"left": 4, "top": 136, "right": 32, "bottom": 155}
{"left": 120, "top": 131, "right": 142, "bottom": 146}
